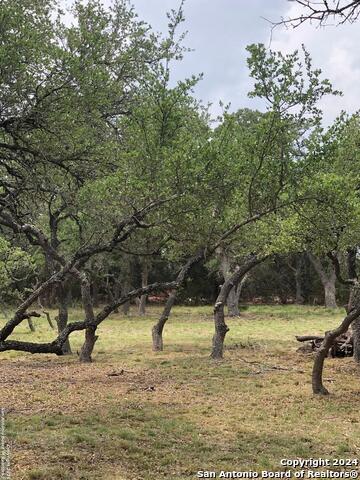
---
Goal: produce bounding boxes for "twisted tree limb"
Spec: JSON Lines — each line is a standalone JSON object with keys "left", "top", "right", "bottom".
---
{"left": 0, "top": 281, "right": 178, "bottom": 355}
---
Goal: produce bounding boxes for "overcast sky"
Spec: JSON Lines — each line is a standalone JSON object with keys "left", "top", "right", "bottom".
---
{"left": 102, "top": 0, "right": 360, "bottom": 124}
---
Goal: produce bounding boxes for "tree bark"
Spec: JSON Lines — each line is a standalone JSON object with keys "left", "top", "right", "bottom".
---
{"left": 219, "top": 248, "right": 238, "bottom": 316}
{"left": 228, "top": 273, "right": 248, "bottom": 316}
{"left": 43, "top": 311, "right": 55, "bottom": 329}
{"left": 152, "top": 291, "right": 177, "bottom": 351}
{"left": 122, "top": 299, "right": 130, "bottom": 315}
{"left": 307, "top": 252, "right": 337, "bottom": 308}
{"left": 79, "top": 326, "right": 98, "bottom": 363}
{"left": 211, "top": 256, "right": 265, "bottom": 359}
{"left": 227, "top": 286, "right": 240, "bottom": 317}
{"left": 324, "top": 281, "right": 337, "bottom": 309}
{"left": 352, "top": 319, "right": 360, "bottom": 362}
{"left": 346, "top": 248, "right": 360, "bottom": 362}
{"left": 218, "top": 248, "right": 248, "bottom": 317}
{"left": 211, "top": 300, "right": 229, "bottom": 359}
{"left": 347, "top": 285, "right": 360, "bottom": 362}
{"left": 312, "top": 284, "right": 360, "bottom": 394}
{"left": 27, "top": 318, "right": 36, "bottom": 332}
{"left": 78, "top": 270, "right": 97, "bottom": 363}
{"left": 151, "top": 250, "right": 205, "bottom": 351}
{"left": 347, "top": 248, "right": 357, "bottom": 280}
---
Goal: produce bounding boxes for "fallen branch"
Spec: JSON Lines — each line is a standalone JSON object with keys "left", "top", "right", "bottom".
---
{"left": 296, "top": 332, "right": 353, "bottom": 359}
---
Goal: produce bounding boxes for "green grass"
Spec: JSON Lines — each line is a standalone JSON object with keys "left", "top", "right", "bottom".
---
{"left": 1, "top": 305, "right": 359, "bottom": 479}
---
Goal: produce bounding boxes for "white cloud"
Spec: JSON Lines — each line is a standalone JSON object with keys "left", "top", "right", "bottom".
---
{"left": 64, "top": 0, "right": 360, "bottom": 124}
{"left": 271, "top": 2, "right": 360, "bottom": 124}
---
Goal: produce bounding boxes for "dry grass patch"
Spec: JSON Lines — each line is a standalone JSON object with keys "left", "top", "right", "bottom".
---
{"left": 0, "top": 305, "right": 359, "bottom": 479}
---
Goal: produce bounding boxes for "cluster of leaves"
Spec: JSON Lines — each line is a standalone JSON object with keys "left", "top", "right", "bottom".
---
{"left": 0, "top": 238, "right": 36, "bottom": 303}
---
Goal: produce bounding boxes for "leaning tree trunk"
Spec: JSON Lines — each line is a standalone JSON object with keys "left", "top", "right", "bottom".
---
{"left": 78, "top": 271, "right": 97, "bottom": 363}
{"left": 227, "top": 286, "right": 240, "bottom": 317}
{"left": 346, "top": 248, "right": 360, "bottom": 362}
{"left": 347, "top": 285, "right": 360, "bottom": 363}
{"left": 79, "top": 326, "right": 98, "bottom": 363}
{"left": 307, "top": 252, "right": 337, "bottom": 308}
{"left": 56, "top": 282, "right": 72, "bottom": 355}
{"left": 352, "top": 318, "right": 360, "bottom": 362}
{"left": 151, "top": 250, "right": 205, "bottom": 351}
{"left": 313, "top": 283, "right": 360, "bottom": 394}
{"left": 27, "top": 318, "right": 36, "bottom": 332}
{"left": 43, "top": 311, "right": 55, "bottom": 329}
{"left": 138, "top": 262, "right": 149, "bottom": 316}
{"left": 218, "top": 247, "right": 240, "bottom": 317}
{"left": 211, "top": 298, "right": 229, "bottom": 359}
{"left": 211, "top": 256, "right": 265, "bottom": 359}
{"left": 227, "top": 273, "right": 248, "bottom": 317}
{"left": 152, "top": 290, "right": 177, "bottom": 351}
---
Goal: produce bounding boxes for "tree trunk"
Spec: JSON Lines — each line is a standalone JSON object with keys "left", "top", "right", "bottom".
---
{"left": 346, "top": 248, "right": 360, "bottom": 362}
{"left": 312, "top": 338, "right": 332, "bottom": 395}
{"left": 347, "top": 247, "right": 357, "bottom": 280}
{"left": 151, "top": 250, "right": 205, "bottom": 351}
{"left": 218, "top": 248, "right": 237, "bottom": 317}
{"left": 138, "top": 262, "right": 149, "bottom": 316}
{"left": 218, "top": 248, "right": 248, "bottom": 317}
{"left": 307, "top": 252, "right": 337, "bottom": 308}
{"left": 78, "top": 270, "right": 97, "bottom": 363}
{"left": 312, "top": 284, "right": 360, "bottom": 394}
{"left": 43, "top": 311, "right": 55, "bottom": 329}
{"left": 227, "top": 286, "right": 240, "bottom": 317}
{"left": 79, "top": 326, "right": 98, "bottom": 363}
{"left": 57, "top": 282, "right": 72, "bottom": 355}
{"left": 227, "top": 274, "right": 248, "bottom": 316}
{"left": 122, "top": 300, "right": 130, "bottom": 315}
{"left": 211, "top": 300, "right": 229, "bottom": 359}
{"left": 352, "top": 318, "right": 360, "bottom": 362}
{"left": 353, "top": 327, "right": 360, "bottom": 362}
{"left": 348, "top": 285, "right": 360, "bottom": 362}
{"left": 152, "top": 291, "right": 177, "bottom": 351}
{"left": 211, "top": 256, "right": 265, "bottom": 359}
{"left": 324, "top": 281, "right": 337, "bottom": 309}
{"left": 27, "top": 318, "right": 36, "bottom": 332}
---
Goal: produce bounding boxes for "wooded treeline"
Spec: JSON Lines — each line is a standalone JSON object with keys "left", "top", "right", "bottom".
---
{"left": 1, "top": 0, "right": 360, "bottom": 395}
{"left": 4, "top": 251, "right": 345, "bottom": 309}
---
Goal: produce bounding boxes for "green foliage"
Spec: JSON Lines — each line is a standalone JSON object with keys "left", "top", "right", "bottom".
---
{"left": 0, "top": 237, "right": 36, "bottom": 303}
{"left": 274, "top": 112, "right": 360, "bottom": 256}
{"left": 246, "top": 43, "right": 341, "bottom": 127}
{"left": 0, "top": 1, "right": 355, "bottom": 311}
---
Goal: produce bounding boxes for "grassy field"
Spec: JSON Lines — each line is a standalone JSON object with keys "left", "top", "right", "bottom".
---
{"left": 1, "top": 305, "right": 359, "bottom": 480}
